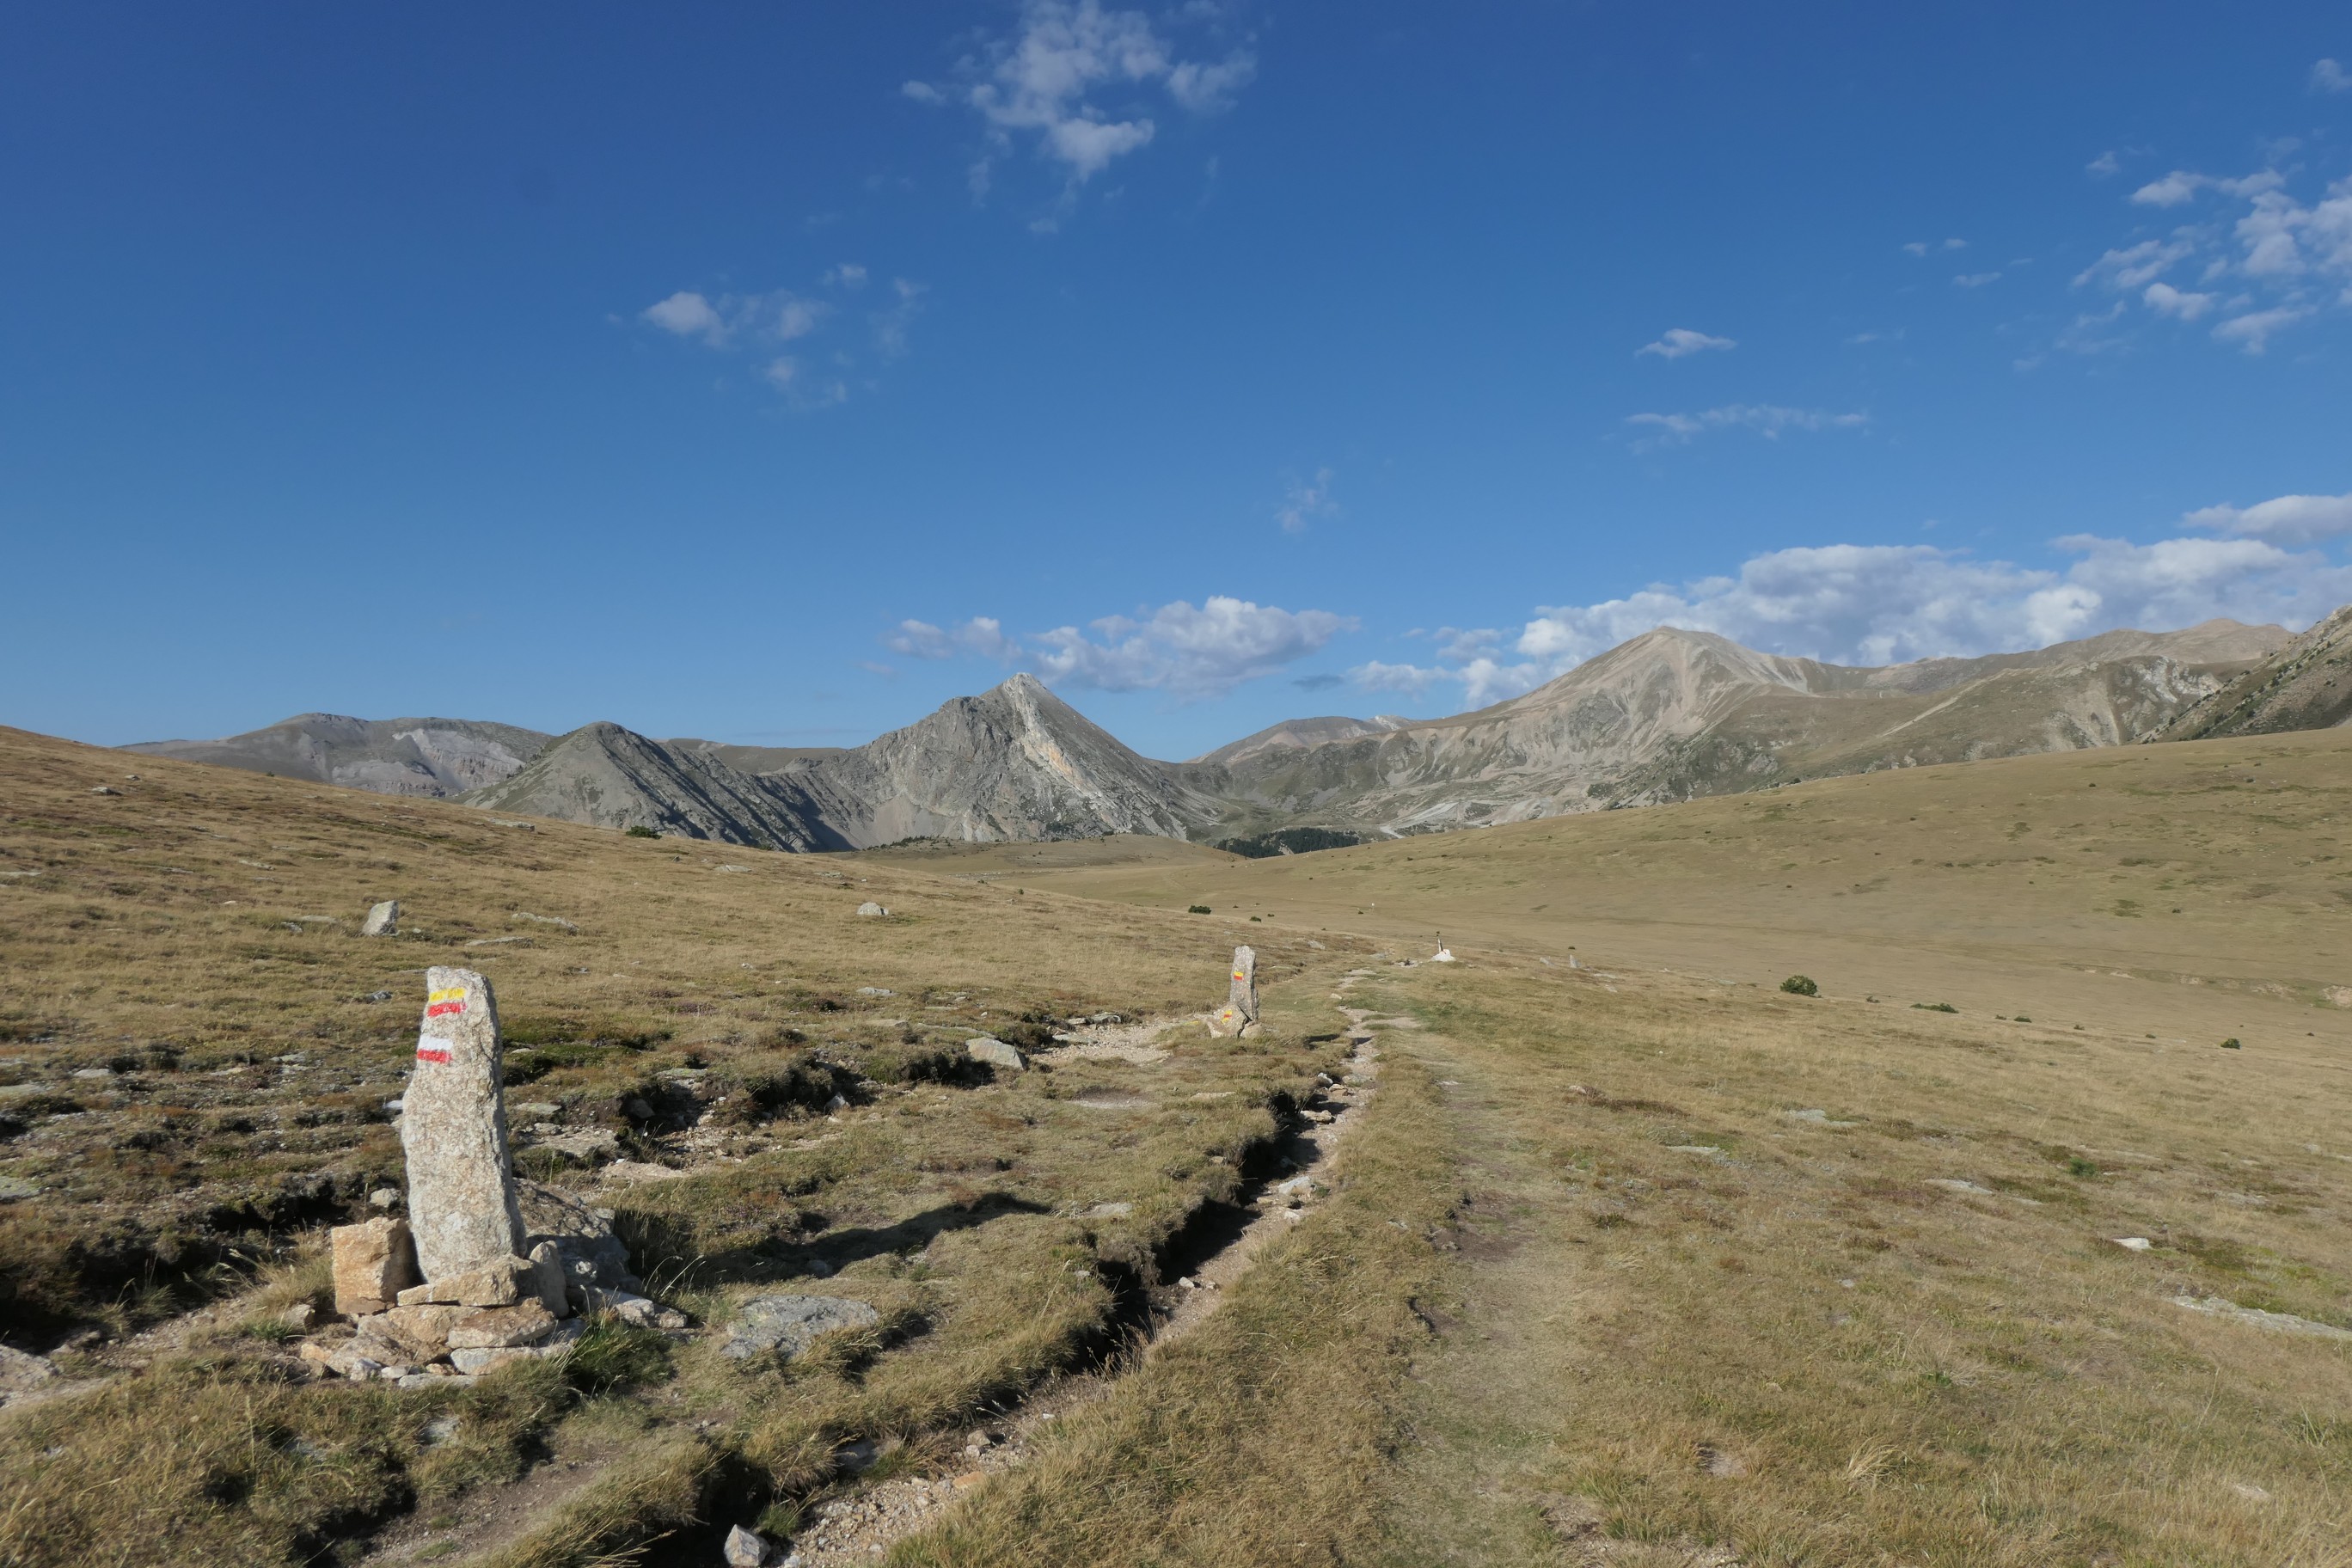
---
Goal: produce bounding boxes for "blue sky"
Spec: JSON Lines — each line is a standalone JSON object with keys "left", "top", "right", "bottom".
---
{"left": 5, "top": 3, "right": 2349, "bottom": 761}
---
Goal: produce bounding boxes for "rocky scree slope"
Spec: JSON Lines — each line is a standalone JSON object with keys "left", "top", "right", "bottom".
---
{"left": 125, "top": 714, "right": 550, "bottom": 797}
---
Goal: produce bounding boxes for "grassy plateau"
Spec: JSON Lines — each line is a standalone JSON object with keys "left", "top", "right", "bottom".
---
{"left": 3, "top": 723, "right": 2349, "bottom": 1565}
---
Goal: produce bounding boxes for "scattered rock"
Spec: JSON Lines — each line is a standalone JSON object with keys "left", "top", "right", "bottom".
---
{"left": 89, "top": 786, "right": 120, "bottom": 797}
{"left": 1927, "top": 1179, "right": 1993, "bottom": 1196}
{"left": 1667, "top": 1144, "right": 1726, "bottom": 1158}
{"left": 0, "top": 1176, "right": 38, "bottom": 1202}
{"left": 331, "top": 1216, "right": 420, "bottom": 1317}
{"left": 368, "top": 1187, "right": 403, "bottom": 1210}
{"left": 280, "top": 1302, "right": 318, "bottom": 1332}
{"left": 359, "top": 989, "right": 395, "bottom": 1003}
{"left": 526, "top": 1240, "right": 573, "bottom": 1317}
{"left": 1084, "top": 1202, "right": 1134, "bottom": 1220}
{"left": 445, "top": 1300, "right": 559, "bottom": 1350}
{"left": 524, "top": 1125, "right": 622, "bottom": 1162}
{"left": 396, "top": 1372, "right": 476, "bottom": 1391}
{"left": 576, "top": 1286, "right": 664, "bottom": 1325}
{"left": 70, "top": 1067, "right": 114, "bottom": 1081}
{"left": 720, "top": 1295, "right": 881, "bottom": 1360}
{"left": 0, "top": 1344, "right": 59, "bottom": 1406}
{"left": 1783, "top": 1108, "right": 1860, "bottom": 1127}
{"left": 359, "top": 899, "right": 400, "bottom": 937}
{"left": 723, "top": 1523, "right": 774, "bottom": 1566}
{"left": 517, "top": 1178, "right": 640, "bottom": 1292}
{"left": 396, "top": 1256, "right": 529, "bottom": 1308}
{"left": 2172, "top": 1295, "right": 2352, "bottom": 1339}
{"left": 511, "top": 912, "right": 578, "bottom": 930}
{"left": 2113, "top": 1236, "right": 2153, "bottom": 1252}
{"left": 856, "top": 986, "right": 893, "bottom": 996}
{"left": 603, "top": 1159, "right": 687, "bottom": 1185}
{"left": 401, "top": 967, "right": 528, "bottom": 1282}
{"left": 855, "top": 902, "right": 890, "bottom": 917}
{"left": 965, "top": 1037, "right": 1025, "bottom": 1073}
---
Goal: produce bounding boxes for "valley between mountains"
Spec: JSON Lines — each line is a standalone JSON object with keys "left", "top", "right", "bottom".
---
{"left": 125, "top": 614, "right": 2337, "bottom": 857}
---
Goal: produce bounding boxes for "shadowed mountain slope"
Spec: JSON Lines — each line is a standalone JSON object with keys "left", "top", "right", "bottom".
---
{"left": 464, "top": 723, "right": 846, "bottom": 850}
{"left": 124, "top": 714, "right": 550, "bottom": 797}
{"left": 2152, "top": 603, "right": 2352, "bottom": 741}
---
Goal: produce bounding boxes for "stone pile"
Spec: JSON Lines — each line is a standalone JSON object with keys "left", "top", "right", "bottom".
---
{"left": 303, "top": 968, "right": 677, "bottom": 1388}
{"left": 1206, "top": 945, "right": 1260, "bottom": 1038}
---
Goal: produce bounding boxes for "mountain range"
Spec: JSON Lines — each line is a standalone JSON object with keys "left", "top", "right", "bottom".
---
{"left": 122, "top": 616, "right": 2314, "bottom": 852}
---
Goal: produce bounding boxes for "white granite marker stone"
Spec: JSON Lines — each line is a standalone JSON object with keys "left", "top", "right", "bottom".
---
{"left": 1208, "top": 945, "right": 1259, "bottom": 1037}
{"left": 401, "top": 966, "right": 528, "bottom": 1282}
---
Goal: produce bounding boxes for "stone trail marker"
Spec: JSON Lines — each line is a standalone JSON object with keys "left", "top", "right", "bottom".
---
{"left": 360, "top": 899, "right": 400, "bottom": 937}
{"left": 1208, "top": 944, "right": 1259, "bottom": 1037}
{"left": 401, "top": 966, "right": 527, "bottom": 1282}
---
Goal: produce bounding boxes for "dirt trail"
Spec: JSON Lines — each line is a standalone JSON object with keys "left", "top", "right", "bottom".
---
{"left": 771, "top": 1001, "right": 1386, "bottom": 1567}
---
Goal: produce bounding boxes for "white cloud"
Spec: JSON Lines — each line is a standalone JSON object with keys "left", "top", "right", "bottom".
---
{"left": 641, "top": 291, "right": 728, "bottom": 346}
{"left": 2142, "top": 281, "right": 2215, "bottom": 320}
{"left": 2073, "top": 237, "right": 2197, "bottom": 291}
{"left": 2076, "top": 167, "right": 2352, "bottom": 354}
{"left": 638, "top": 273, "right": 919, "bottom": 400}
{"left": 1902, "top": 238, "right": 1967, "bottom": 256}
{"left": 1347, "top": 527, "right": 2352, "bottom": 711}
{"left": 1954, "top": 271, "right": 2002, "bottom": 287}
{"left": 2314, "top": 58, "right": 2350, "bottom": 93}
{"left": 1276, "top": 468, "right": 1338, "bottom": 533}
{"left": 1638, "top": 328, "right": 1736, "bottom": 358}
{"left": 2212, "top": 304, "right": 2311, "bottom": 353}
{"left": 2131, "top": 169, "right": 2282, "bottom": 209}
{"left": 2184, "top": 490, "right": 2352, "bottom": 545}
{"left": 888, "top": 616, "right": 1024, "bottom": 663}
{"left": 955, "top": 0, "right": 1256, "bottom": 193}
{"left": 1624, "top": 404, "right": 1868, "bottom": 448}
{"left": 2087, "top": 150, "right": 2121, "bottom": 177}
{"left": 902, "top": 80, "right": 945, "bottom": 104}
{"left": 888, "top": 597, "right": 1357, "bottom": 699}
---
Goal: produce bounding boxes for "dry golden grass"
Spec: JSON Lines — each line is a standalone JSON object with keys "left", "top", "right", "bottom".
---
{"left": 8, "top": 721, "right": 2352, "bottom": 1565}
{"left": 0, "top": 727, "right": 1363, "bottom": 1565}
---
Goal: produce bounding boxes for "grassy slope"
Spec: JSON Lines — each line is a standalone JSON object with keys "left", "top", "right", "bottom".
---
{"left": 0, "top": 727, "right": 1362, "bottom": 1566}
{"left": 875, "top": 734, "right": 2352, "bottom": 1566}
{"left": 9, "top": 725, "right": 2352, "bottom": 1564}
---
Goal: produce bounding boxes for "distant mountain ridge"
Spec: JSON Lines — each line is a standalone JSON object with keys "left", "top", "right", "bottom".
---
{"left": 119, "top": 616, "right": 2307, "bottom": 851}
{"left": 125, "top": 714, "right": 551, "bottom": 797}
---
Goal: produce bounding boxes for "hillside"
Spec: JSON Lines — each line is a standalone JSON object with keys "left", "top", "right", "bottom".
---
{"left": 1188, "top": 620, "right": 2283, "bottom": 834}
{"left": 463, "top": 722, "right": 848, "bottom": 851}
{"left": 2154, "top": 603, "right": 2352, "bottom": 741}
{"left": 7, "top": 719, "right": 2350, "bottom": 1565}
{"left": 113, "top": 620, "right": 2300, "bottom": 855}
{"left": 776, "top": 673, "right": 1226, "bottom": 848}
{"left": 125, "top": 714, "right": 551, "bottom": 797}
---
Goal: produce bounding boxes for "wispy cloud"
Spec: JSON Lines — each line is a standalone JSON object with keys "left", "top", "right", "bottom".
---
{"left": 1276, "top": 468, "right": 1338, "bottom": 533}
{"left": 2183, "top": 489, "right": 2352, "bottom": 545}
{"left": 2087, "top": 150, "right": 2122, "bottom": 177}
{"left": 907, "top": 0, "right": 1255, "bottom": 208}
{"left": 890, "top": 596, "right": 1357, "bottom": 699}
{"left": 636, "top": 268, "right": 920, "bottom": 401}
{"left": 1954, "top": 271, "right": 2002, "bottom": 288}
{"left": 1902, "top": 237, "right": 1967, "bottom": 256}
{"left": 1638, "top": 328, "right": 1736, "bottom": 359}
{"left": 2312, "top": 58, "right": 2350, "bottom": 94}
{"left": 2074, "top": 159, "right": 2352, "bottom": 355}
{"left": 1349, "top": 512, "right": 2352, "bottom": 709}
{"left": 1624, "top": 404, "right": 1868, "bottom": 449}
